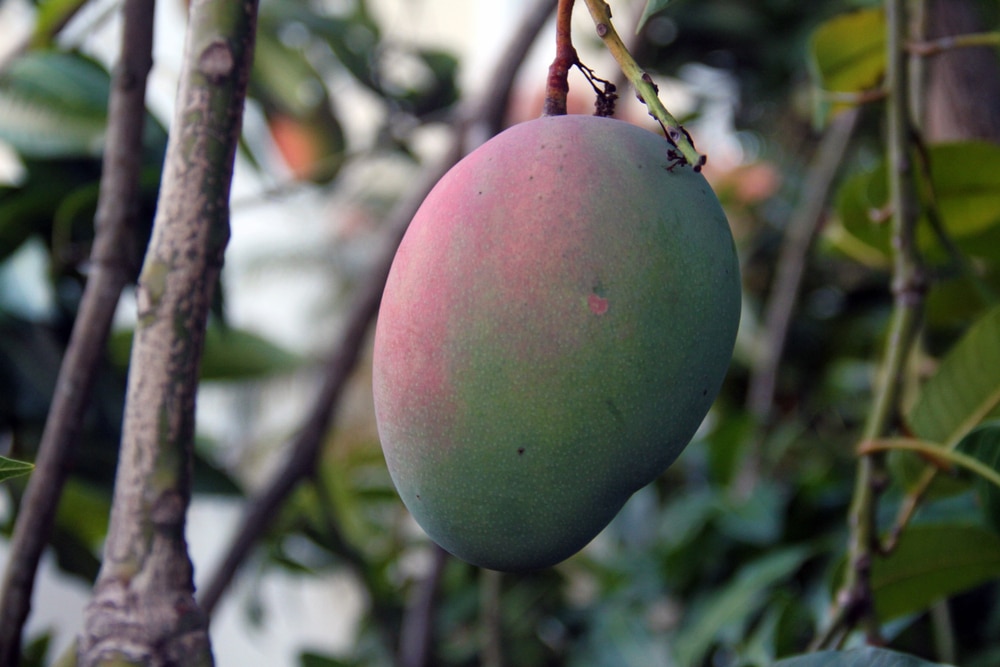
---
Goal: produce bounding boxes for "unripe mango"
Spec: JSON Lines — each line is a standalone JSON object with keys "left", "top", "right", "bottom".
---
{"left": 373, "top": 114, "right": 740, "bottom": 572}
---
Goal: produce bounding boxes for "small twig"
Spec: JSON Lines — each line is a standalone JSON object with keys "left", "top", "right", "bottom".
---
{"left": 909, "top": 30, "right": 1000, "bottom": 56}
{"left": 820, "top": 88, "right": 888, "bottom": 105}
{"left": 397, "top": 545, "right": 449, "bottom": 667}
{"left": 580, "top": 0, "right": 704, "bottom": 169}
{"left": 480, "top": 569, "right": 504, "bottom": 667}
{"left": 0, "top": 1, "right": 155, "bottom": 664}
{"left": 741, "top": 108, "right": 860, "bottom": 493}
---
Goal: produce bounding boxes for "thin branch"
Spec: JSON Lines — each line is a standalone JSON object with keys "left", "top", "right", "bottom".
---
{"left": 78, "top": 0, "right": 259, "bottom": 663}
{"left": 0, "top": 1, "right": 155, "bottom": 664}
{"left": 198, "top": 0, "right": 558, "bottom": 618}
{"left": 479, "top": 569, "right": 504, "bottom": 667}
{"left": 397, "top": 545, "right": 449, "bottom": 667}
{"left": 737, "top": 108, "right": 860, "bottom": 494}
{"left": 746, "top": 109, "right": 860, "bottom": 424}
{"left": 814, "top": 0, "right": 926, "bottom": 648}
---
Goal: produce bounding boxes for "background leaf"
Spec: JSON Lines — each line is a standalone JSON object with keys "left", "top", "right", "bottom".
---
{"left": 870, "top": 524, "right": 1000, "bottom": 621}
{"left": 774, "top": 645, "right": 953, "bottom": 666}
{"left": 906, "top": 305, "right": 1000, "bottom": 446}
{"left": 0, "top": 52, "right": 110, "bottom": 157}
{"left": 956, "top": 422, "right": 1000, "bottom": 533}
{"left": 672, "top": 546, "right": 812, "bottom": 665}
{"left": 0, "top": 455, "right": 34, "bottom": 482}
{"left": 827, "top": 142, "right": 1000, "bottom": 266}
{"left": 637, "top": 0, "right": 675, "bottom": 33}
{"left": 809, "top": 8, "right": 885, "bottom": 93}
{"left": 108, "top": 326, "right": 303, "bottom": 381}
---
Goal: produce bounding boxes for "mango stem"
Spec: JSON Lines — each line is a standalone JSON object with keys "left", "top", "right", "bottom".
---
{"left": 543, "top": 0, "right": 578, "bottom": 116}
{"left": 580, "top": 0, "right": 705, "bottom": 170}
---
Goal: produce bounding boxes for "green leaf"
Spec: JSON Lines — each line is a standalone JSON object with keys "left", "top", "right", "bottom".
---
{"left": 108, "top": 325, "right": 303, "bottom": 381}
{"left": 672, "top": 547, "right": 812, "bottom": 665}
{"left": 870, "top": 523, "right": 1000, "bottom": 621}
{"left": 0, "top": 454, "right": 34, "bottom": 482}
{"left": 809, "top": 9, "right": 885, "bottom": 92}
{"left": 775, "top": 646, "right": 953, "bottom": 666}
{"left": 32, "top": 0, "right": 91, "bottom": 48}
{"left": 637, "top": 0, "right": 674, "bottom": 33}
{"left": 957, "top": 422, "right": 1000, "bottom": 533}
{"left": 55, "top": 479, "right": 111, "bottom": 549}
{"left": 827, "top": 142, "right": 1000, "bottom": 267}
{"left": 906, "top": 305, "right": 1000, "bottom": 447}
{"left": 0, "top": 52, "right": 110, "bottom": 157}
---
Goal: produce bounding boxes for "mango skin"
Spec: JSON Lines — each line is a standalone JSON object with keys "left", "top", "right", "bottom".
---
{"left": 373, "top": 114, "right": 740, "bottom": 572}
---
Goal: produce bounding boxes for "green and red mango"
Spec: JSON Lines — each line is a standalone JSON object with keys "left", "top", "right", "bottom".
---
{"left": 373, "top": 114, "right": 740, "bottom": 571}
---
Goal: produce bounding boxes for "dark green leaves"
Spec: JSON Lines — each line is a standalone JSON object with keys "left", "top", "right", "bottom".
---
{"left": 673, "top": 547, "right": 812, "bottom": 665}
{"left": 637, "top": 0, "right": 675, "bottom": 33}
{"left": 108, "top": 326, "right": 302, "bottom": 381}
{"left": 829, "top": 142, "right": 1000, "bottom": 268}
{"left": 906, "top": 305, "right": 1000, "bottom": 447}
{"left": 0, "top": 52, "right": 110, "bottom": 157}
{"left": 775, "top": 646, "right": 954, "bottom": 666}
{"left": 957, "top": 423, "right": 1000, "bottom": 532}
{"left": 0, "top": 455, "right": 34, "bottom": 483}
{"left": 870, "top": 524, "right": 1000, "bottom": 621}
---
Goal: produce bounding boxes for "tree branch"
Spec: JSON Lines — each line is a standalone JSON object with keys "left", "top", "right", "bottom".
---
{"left": 198, "top": 0, "right": 558, "bottom": 619}
{"left": 0, "top": 1, "right": 155, "bottom": 664}
{"left": 77, "top": 0, "right": 259, "bottom": 664}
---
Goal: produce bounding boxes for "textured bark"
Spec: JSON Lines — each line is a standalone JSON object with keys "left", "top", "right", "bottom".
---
{"left": 924, "top": 0, "right": 1000, "bottom": 141}
{"left": 0, "top": 2, "right": 154, "bottom": 665}
{"left": 77, "top": 1, "right": 258, "bottom": 665}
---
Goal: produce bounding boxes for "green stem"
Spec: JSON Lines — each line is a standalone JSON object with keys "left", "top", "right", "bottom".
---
{"left": 860, "top": 438, "right": 1000, "bottom": 490}
{"left": 579, "top": 0, "right": 704, "bottom": 170}
{"left": 814, "top": 0, "right": 926, "bottom": 649}
{"left": 910, "top": 30, "right": 1000, "bottom": 56}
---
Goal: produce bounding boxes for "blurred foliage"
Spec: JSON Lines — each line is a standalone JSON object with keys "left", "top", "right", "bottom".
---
{"left": 2, "top": 0, "right": 1000, "bottom": 666}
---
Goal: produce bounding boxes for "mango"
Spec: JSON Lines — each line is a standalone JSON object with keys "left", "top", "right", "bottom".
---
{"left": 372, "top": 114, "right": 740, "bottom": 572}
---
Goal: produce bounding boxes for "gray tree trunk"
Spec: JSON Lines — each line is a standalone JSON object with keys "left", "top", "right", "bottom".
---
{"left": 77, "top": 1, "right": 258, "bottom": 665}
{"left": 924, "top": 0, "right": 1000, "bottom": 141}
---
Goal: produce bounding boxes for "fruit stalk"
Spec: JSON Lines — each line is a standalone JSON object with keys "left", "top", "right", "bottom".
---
{"left": 580, "top": 0, "right": 704, "bottom": 169}
{"left": 543, "top": 0, "right": 578, "bottom": 116}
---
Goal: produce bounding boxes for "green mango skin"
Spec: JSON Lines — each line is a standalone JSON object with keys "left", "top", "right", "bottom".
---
{"left": 373, "top": 114, "right": 740, "bottom": 572}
